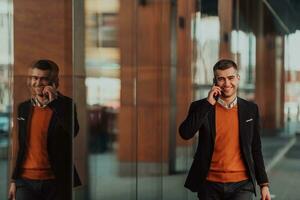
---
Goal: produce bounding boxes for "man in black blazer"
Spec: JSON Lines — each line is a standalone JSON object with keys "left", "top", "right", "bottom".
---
{"left": 8, "top": 59, "right": 81, "bottom": 200}
{"left": 179, "top": 59, "right": 271, "bottom": 200}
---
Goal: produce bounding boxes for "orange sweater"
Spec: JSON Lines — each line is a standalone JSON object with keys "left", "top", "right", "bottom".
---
{"left": 206, "top": 103, "right": 248, "bottom": 182}
{"left": 21, "top": 106, "right": 55, "bottom": 180}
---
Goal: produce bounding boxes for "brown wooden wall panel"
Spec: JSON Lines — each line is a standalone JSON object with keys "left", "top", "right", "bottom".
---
{"left": 118, "top": 105, "right": 137, "bottom": 162}
{"left": 176, "top": 0, "right": 195, "bottom": 146}
{"left": 119, "top": 0, "right": 136, "bottom": 67}
{"left": 137, "top": 66, "right": 170, "bottom": 105}
{"left": 12, "top": 0, "right": 87, "bottom": 188}
{"left": 219, "top": 0, "right": 233, "bottom": 59}
{"left": 255, "top": 34, "right": 285, "bottom": 131}
{"left": 137, "top": 5, "right": 162, "bottom": 66}
{"left": 14, "top": 1, "right": 72, "bottom": 77}
{"left": 137, "top": 105, "right": 169, "bottom": 162}
{"left": 119, "top": 0, "right": 171, "bottom": 162}
{"left": 120, "top": 67, "right": 136, "bottom": 105}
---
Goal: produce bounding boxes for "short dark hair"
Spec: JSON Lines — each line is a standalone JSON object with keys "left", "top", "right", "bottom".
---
{"left": 213, "top": 59, "right": 238, "bottom": 75}
{"left": 32, "top": 59, "right": 59, "bottom": 75}
{"left": 31, "top": 59, "right": 59, "bottom": 86}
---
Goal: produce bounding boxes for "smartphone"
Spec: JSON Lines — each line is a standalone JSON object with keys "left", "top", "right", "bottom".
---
{"left": 213, "top": 78, "right": 220, "bottom": 100}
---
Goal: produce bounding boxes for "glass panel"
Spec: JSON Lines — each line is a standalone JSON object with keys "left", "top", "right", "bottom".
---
{"left": 192, "top": 13, "right": 220, "bottom": 100}
{"left": 74, "top": 0, "right": 300, "bottom": 199}
{"left": 230, "top": 30, "right": 256, "bottom": 100}
{"left": 83, "top": 0, "right": 138, "bottom": 199}
{"left": 135, "top": 0, "right": 165, "bottom": 198}
{"left": 284, "top": 31, "right": 300, "bottom": 135}
{"left": 192, "top": 0, "right": 257, "bottom": 102}
{"left": 0, "top": 0, "right": 13, "bottom": 198}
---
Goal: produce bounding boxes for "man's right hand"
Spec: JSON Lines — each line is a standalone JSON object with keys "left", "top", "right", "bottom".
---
{"left": 8, "top": 182, "right": 16, "bottom": 200}
{"left": 207, "top": 85, "right": 222, "bottom": 105}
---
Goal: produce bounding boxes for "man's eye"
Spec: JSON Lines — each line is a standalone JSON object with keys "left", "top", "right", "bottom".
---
{"left": 41, "top": 77, "right": 49, "bottom": 81}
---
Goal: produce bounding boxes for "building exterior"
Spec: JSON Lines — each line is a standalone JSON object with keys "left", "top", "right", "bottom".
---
{"left": 0, "top": 0, "right": 299, "bottom": 199}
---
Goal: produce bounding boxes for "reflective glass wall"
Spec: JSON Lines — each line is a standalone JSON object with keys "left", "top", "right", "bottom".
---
{"left": 11, "top": 0, "right": 79, "bottom": 199}
{"left": 80, "top": 0, "right": 299, "bottom": 199}
{"left": 2, "top": 0, "right": 300, "bottom": 199}
{"left": 0, "top": 0, "right": 12, "bottom": 197}
{"left": 83, "top": 0, "right": 184, "bottom": 199}
{"left": 192, "top": 0, "right": 257, "bottom": 101}
{"left": 84, "top": 0, "right": 127, "bottom": 199}
{"left": 284, "top": 31, "right": 300, "bottom": 135}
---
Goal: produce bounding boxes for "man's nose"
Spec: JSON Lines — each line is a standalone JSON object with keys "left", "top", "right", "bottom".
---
{"left": 224, "top": 78, "right": 231, "bottom": 86}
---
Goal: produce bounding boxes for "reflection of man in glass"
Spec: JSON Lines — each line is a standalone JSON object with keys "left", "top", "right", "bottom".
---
{"left": 179, "top": 59, "right": 271, "bottom": 200}
{"left": 8, "top": 59, "right": 81, "bottom": 200}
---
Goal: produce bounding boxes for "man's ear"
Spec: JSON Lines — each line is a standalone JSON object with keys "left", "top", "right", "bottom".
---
{"left": 213, "top": 77, "right": 217, "bottom": 85}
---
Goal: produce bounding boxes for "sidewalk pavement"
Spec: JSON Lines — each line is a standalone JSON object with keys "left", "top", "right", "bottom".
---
{"left": 0, "top": 134, "right": 297, "bottom": 200}
{"left": 261, "top": 135, "right": 297, "bottom": 172}
{"left": 87, "top": 134, "right": 298, "bottom": 200}
{"left": 254, "top": 134, "right": 298, "bottom": 200}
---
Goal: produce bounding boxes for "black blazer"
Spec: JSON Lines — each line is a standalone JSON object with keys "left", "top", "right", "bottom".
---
{"left": 12, "top": 94, "right": 81, "bottom": 199}
{"left": 179, "top": 97, "right": 268, "bottom": 195}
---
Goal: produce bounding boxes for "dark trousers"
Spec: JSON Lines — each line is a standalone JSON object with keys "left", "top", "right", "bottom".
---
{"left": 197, "top": 179, "right": 254, "bottom": 200}
{"left": 16, "top": 179, "right": 58, "bottom": 200}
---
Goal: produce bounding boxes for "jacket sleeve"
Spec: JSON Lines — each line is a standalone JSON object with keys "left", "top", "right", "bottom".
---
{"left": 48, "top": 97, "right": 79, "bottom": 137}
{"left": 11, "top": 102, "right": 29, "bottom": 180}
{"left": 179, "top": 100, "right": 214, "bottom": 140}
{"left": 11, "top": 104, "right": 22, "bottom": 181}
{"left": 251, "top": 104, "right": 269, "bottom": 184}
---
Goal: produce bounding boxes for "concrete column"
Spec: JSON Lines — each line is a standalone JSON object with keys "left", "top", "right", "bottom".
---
{"left": 256, "top": 34, "right": 285, "bottom": 133}
{"left": 254, "top": 0, "right": 285, "bottom": 133}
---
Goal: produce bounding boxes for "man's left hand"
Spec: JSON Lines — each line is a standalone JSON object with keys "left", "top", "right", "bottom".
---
{"left": 42, "top": 85, "right": 58, "bottom": 103}
{"left": 261, "top": 186, "right": 271, "bottom": 200}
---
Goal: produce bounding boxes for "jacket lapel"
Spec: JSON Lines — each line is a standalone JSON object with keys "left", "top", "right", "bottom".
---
{"left": 237, "top": 98, "right": 247, "bottom": 145}
{"left": 209, "top": 105, "right": 216, "bottom": 145}
{"left": 21, "top": 101, "right": 33, "bottom": 146}
{"left": 47, "top": 108, "right": 58, "bottom": 139}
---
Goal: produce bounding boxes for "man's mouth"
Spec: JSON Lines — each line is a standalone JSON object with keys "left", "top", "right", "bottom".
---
{"left": 34, "top": 86, "right": 44, "bottom": 90}
{"left": 222, "top": 87, "right": 232, "bottom": 92}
